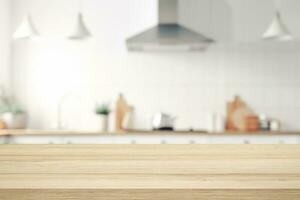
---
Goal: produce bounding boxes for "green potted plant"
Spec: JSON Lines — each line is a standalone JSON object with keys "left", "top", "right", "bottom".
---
{"left": 0, "top": 90, "right": 27, "bottom": 129}
{"left": 95, "top": 103, "right": 110, "bottom": 132}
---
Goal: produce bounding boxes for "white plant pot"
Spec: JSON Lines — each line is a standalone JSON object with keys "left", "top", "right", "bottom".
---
{"left": 99, "top": 115, "right": 108, "bottom": 132}
{"left": 1, "top": 112, "right": 27, "bottom": 129}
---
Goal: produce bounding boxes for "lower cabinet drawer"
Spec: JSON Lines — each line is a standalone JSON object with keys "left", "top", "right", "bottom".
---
{"left": 9, "top": 136, "right": 64, "bottom": 144}
{"left": 62, "top": 136, "right": 113, "bottom": 144}
{"left": 209, "top": 136, "right": 299, "bottom": 144}
{"left": 0, "top": 137, "right": 8, "bottom": 144}
{"left": 112, "top": 136, "right": 210, "bottom": 144}
{"left": 5, "top": 135, "right": 300, "bottom": 145}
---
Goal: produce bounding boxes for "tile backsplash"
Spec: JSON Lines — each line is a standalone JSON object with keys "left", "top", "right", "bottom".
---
{"left": 12, "top": 42, "right": 300, "bottom": 131}
{"left": 9, "top": 0, "right": 300, "bottom": 131}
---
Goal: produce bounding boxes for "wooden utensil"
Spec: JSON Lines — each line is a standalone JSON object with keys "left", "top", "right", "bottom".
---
{"left": 0, "top": 120, "right": 5, "bottom": 129}
{"left": 115, "top": 94, "right": 131, "bottom": 132}
{"left": 226, "top": 96, "right": 244, "bottom": 131}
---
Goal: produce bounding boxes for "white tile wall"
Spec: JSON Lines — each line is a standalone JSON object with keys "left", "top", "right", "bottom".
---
{"left": 0, "top": 0, "right": 11, "bottom": 90}
{"left": 9, "top": 0, "right": 300, "bottom": 131}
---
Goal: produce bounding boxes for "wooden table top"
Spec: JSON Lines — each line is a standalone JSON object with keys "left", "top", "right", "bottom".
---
{"left": 0, "top": 145, "right": 299, "bottom": 189}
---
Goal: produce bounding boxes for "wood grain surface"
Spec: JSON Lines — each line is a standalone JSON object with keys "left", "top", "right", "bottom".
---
{"left": 0, "top": 189, "right": 300, "bottom": 200}
{"left": 0, "top": 145, "right": 299, "bottom": 199}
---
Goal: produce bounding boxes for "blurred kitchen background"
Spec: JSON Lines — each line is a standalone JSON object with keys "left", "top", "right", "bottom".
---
{"left": 1, "top": 0, "right": 300, "bottom": 131}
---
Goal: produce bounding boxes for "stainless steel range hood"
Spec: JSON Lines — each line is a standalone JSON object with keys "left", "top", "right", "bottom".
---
{"left": 126, "top": 0, "right": 214, "bottom": 51}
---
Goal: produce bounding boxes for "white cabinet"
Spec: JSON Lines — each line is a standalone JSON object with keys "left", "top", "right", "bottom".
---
{"left": 4, "top": 134, "right": 300, "bottom": 145}
{"left": 0, "top": 136, "right": 8, "bottom": 144}
{"left": 249, "top": 136, "right": 298, "bottom": 144}
{"left": 62, "top": 136, "right": 113, "bottom": 144}
{"left": 9, "top": 136, "right": 64, "bottom": 144}
{"left": 112, "top": 136, "right": 162, "bottom": 144}
{"left": 208, "top": 135, "right": 299, "bottom": 144}
{"left": 297, "top": 137, "right": 300, "bottom": 144}
{"left": 111, "top": 135, "right": 210, "bottom": 144}
{"left": 209, "top": 136, "right": 247, "bottom": 144}
{"left": 111, "top": 135, "right": 299, "bottom": 145}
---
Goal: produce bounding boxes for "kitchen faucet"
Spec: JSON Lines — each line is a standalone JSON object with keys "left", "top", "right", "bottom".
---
{"left": 56, "top": 92, "right": 81, "bottom": 130}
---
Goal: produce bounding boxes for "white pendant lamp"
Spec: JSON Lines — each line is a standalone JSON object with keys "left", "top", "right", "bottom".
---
{"left": 69, "top": 13, "right": 92, "bottom": 40}
{"left": 262, "top": 0, "right": 292, "bottom": 41}
{"left": 69, "top": 0, "right": 92, "bottom": 40}
{"left": 13, "top": 14, "right": 39, "bottom": 39}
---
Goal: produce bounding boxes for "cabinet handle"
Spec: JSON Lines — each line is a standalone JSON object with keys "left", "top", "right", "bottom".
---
{"left": 190, "top": 140, "right": 196, "bottom": 144}
{"left": 244, "top": 140, "right": 250, "bottom": 144}
{"left": 131, "top": 140, "right": 137, "bottom": 144}
{"left": 161, "top": 140, "right": 167, "bottom": 144}
{"left": 279, "top": 140, "right": 285, "bottom": 144}
{"left": 4, "top": 136, "right": 10, "bottom": 144}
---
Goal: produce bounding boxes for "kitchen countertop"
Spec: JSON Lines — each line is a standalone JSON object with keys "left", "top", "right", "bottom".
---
{"left": 1, "top": 129, "right": 300, "bottom": 136}
{"left": 0, "top": 145, "right": 299, "bottom": 199}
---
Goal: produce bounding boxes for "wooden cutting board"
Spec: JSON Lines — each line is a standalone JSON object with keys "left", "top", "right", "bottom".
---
{"left": 232, "top": 107, "right": 254, "bottom": 131}
{"left": 0, "top": 120, "right": 5, "bottom": 129}
{"left": 115, "top": 94, "right": 130, "bottom": 132}
{"left": 226, "top": 96, "right": 256, "bottom": 132}
{"left": 226, "top": 96, "right": 244, "bottom": 131}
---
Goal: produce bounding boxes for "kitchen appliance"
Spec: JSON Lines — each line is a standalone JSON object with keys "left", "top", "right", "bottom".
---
{"left": 152, "top": 113, "right": 176, "bottom": 131}
{"left": 270, "top": 119, "right": 280, "bottom": 131}
{"left": 126, "top": 0, "right": 214, "bottom": 51}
